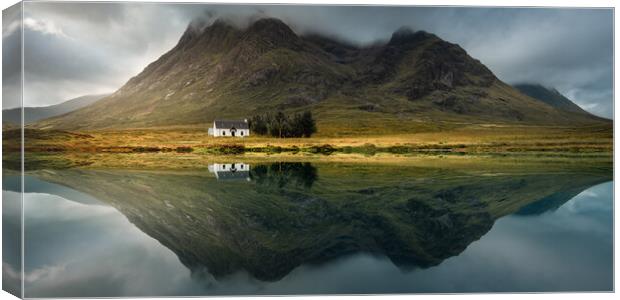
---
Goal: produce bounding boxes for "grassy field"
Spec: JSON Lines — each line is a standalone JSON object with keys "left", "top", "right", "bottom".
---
{"left": 12, "top": 123, "right": 613, "bottom": 151}
{"left": 1, "top": 121, "right": 611, "bottom": 170}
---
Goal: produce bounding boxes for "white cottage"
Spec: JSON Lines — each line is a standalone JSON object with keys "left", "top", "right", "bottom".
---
{"left": 208, "top": 163, "right": 251, "bottom": 181}
{"left": 208, "top": 119, "right": 250, "bottom": 137}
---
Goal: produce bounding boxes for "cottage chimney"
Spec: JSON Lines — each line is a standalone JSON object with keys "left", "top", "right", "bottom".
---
{"left": 244, "top": 118, "right": 248, "bottom": 123}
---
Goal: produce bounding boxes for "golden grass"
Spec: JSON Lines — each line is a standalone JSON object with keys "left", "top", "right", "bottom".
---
{"left": 3, "top": 122, "right": 612, "bottom": 171}
{"left": 23, "top": 122, "right": 611, "bottom": 151}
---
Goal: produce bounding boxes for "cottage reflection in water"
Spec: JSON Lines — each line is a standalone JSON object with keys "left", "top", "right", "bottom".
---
{"left": 208, "top": 163, "right": 251, "bottom": 181}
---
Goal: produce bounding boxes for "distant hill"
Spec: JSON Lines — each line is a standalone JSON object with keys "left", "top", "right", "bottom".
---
{"left": 33, "top": 18, "right": 607, "bottom": 132}
{"left": 513, "top": 83, "right": 594, "bottom": 116}
{"left": 3, "top": 94, "right": 109, "bottom": 125}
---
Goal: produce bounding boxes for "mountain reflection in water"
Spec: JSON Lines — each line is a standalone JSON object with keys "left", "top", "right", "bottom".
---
{"left": 11, "top": 161, "right": 613, "bottom": 296}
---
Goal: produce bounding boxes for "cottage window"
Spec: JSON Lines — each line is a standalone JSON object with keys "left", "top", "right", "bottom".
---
{"left": 222, "top": 131, "right": 226, "bottom": 136}
{"left": 241, "top": 131, "right": 244, "bottom": 136}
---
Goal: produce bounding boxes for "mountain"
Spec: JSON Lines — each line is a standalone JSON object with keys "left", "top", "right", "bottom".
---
{"left": 33, "top": 18, "right": 606, "bottom": 132}
{"left": 513, "top": 83, "right": 594, "bottom": 116}
{"left": 3, "top": 94, "right": 109, "bottom": 125}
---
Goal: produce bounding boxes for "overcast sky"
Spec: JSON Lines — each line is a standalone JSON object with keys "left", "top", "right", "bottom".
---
{"left": 2, "top": 2, "right": 614, "bottom": 118}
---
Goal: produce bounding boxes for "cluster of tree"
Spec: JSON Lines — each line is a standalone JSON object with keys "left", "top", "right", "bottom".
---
{"left": 249, "top": 110, "right": 317, "bottom": 138}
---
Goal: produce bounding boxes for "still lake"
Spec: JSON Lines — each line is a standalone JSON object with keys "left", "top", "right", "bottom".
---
{"left": 2, "top": 161, "right": 613, "bottom": 296}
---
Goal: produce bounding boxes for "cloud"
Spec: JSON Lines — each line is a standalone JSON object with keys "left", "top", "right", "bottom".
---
{"left": 451, "top": 8, "right": 613, "bottom": 118}
{"left": 2, "top": 3, "right": 21, "bottom": 38}
{"left": 2, "top": 4, "right": 23, "bottom": 109}
{"left": 17, "top": 2, "right": 198, "bottom": 107}
{"left": 23, "top": 17, "right": 67, "bottom": 38}
{"left": 2, "top": 19, "right": 20, "bottom": 38}
{"left": 8, "top": 3, "right": 613, "bottom": 119}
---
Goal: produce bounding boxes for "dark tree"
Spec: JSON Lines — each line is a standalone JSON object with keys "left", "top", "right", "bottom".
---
{"left": 300, "top": 111, "right": 317, "bottom": 137}
{"left": 272, "top": 111, "right": 288, "bottom": 138}
{"left": 249, "top": 110, "right": 316, "bottom": 138}
{"left": 249, "top": 115, "right": 268, "bottom": 135}
{"left": 290, "top": 113, "right": 305, "bottom": 138}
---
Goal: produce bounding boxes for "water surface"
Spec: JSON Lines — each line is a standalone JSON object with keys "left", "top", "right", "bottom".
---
{"left": 4, "top": 162, "right": 613, "bottom": 296}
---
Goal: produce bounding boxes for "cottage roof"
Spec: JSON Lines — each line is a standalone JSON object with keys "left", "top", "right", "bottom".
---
{"left": 214, "top": 119, "right": 249, "bottom": 129}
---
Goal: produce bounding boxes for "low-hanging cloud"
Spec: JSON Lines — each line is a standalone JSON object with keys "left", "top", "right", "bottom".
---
{"left": 4, "top": 3, "right": 613, "bottom": 118}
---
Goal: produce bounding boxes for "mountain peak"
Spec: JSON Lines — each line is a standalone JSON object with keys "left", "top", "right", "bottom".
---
{"left": 180, "top": 18, "right": 236, "bottom": 41}
{"left": 246, "top": 17, "right": 297, "bottom": 39}
{"left": 389, "top": 27, "right": 434, "bottom": 45}
{"left": 200, "top": 19, "right": 237, "bottom": 37}
{"left": 237, "top": 17, "right": 302, "bottom": 52}
{"left": 178, "top": 23, "right": 201, "bottom": 46}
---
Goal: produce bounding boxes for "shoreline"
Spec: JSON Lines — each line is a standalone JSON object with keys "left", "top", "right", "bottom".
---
{"left": 3, "top": 123, "right": 612, "bottom": 170}
{"left": 7, "top": 150, "right": 613, "bottom": 172}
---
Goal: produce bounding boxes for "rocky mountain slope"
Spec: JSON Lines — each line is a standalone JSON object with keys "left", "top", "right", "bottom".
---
{"left": 34, "top": 18, "right": 607, "bottom": 132}
{"left": 513, "top": 83, "right": 595, "bottom": 116}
